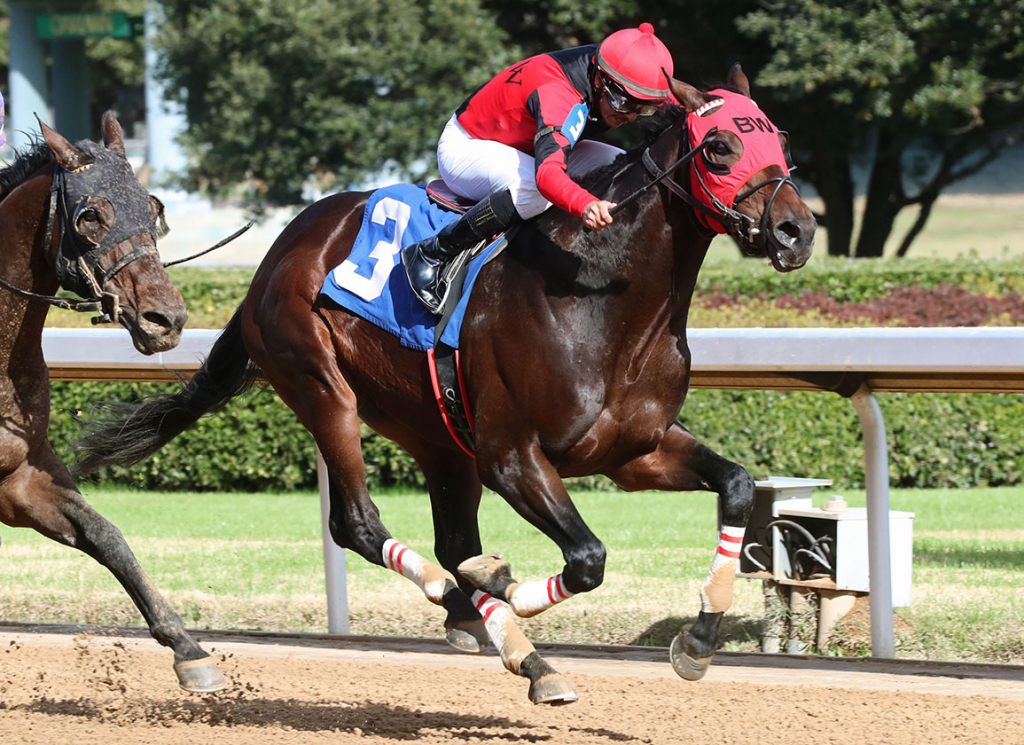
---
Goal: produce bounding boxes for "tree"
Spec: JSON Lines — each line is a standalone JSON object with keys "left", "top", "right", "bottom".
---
{"left": 738, "top": 0, "right": 1024, "bottom": 257}
{"left": 153, "top": 0, "right": 515, "bottom": 206}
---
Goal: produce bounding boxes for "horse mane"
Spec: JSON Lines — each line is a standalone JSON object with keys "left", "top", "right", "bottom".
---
{"left": 575, "top": 103, "right": 687, "bottom": 195}
{"left": 0, "top": 141, "right": 54, "bottom": 204}
{"left": 576, "top": 80, "right": 745, "bottom": 196}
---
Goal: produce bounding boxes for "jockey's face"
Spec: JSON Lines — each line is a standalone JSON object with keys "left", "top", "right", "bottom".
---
{"left": 597, "top": 92, "right": 639, "bottom": 128}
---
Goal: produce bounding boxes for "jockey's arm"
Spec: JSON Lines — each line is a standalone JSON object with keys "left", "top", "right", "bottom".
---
{"left": 528, "top": 84, "right": 612, "bottom": 224}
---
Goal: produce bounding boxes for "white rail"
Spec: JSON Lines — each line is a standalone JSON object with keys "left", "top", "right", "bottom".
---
{"left": 43, "top": 327, "right": 1024, "bottom": 656}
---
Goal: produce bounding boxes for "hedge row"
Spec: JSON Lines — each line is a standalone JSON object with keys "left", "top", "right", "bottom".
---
{"left": 50, "top": 381, "right": 1024, "bottom": 493}
{"left": 695, "top": 255, "right": 1024, "bottom": 303}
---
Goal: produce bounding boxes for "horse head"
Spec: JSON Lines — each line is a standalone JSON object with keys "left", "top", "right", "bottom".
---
{"left": 39, "top": 113, "right": 187, "bottom": 353}
{"left": 665, "top": 65, "right": 815, "bottom": 272}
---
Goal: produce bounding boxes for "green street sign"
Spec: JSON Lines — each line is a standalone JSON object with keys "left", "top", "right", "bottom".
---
{"left": 36, "top": 12, "right": 144, "bottom": 40}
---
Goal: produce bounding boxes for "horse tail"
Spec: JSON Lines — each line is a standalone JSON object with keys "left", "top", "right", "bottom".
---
{"left": 71, "top": 304, "right": 260, "bottom": 476}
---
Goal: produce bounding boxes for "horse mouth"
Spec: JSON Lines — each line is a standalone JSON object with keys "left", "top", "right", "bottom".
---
{"left": 765, "top": 233, "right": 806, "bottom": 273}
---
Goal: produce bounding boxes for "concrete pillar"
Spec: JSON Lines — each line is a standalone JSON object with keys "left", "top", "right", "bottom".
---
{"left": 8, "top": 3, "right": 50, "bottom": 150}
{"left": 51, "top": 40, "right": 92, "bottom": 143}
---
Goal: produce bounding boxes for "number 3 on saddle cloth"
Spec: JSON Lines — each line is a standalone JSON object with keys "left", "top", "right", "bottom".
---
{"left": 320, "top": 183, "right": 516, "bottom": 456}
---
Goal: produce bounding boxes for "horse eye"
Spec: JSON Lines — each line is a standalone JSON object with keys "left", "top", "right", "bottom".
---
{"left": 712, "top": 141, "right": 730, "bottom": 156}
{"left": 79, "top": 209, "right": 100, "bottom": 224}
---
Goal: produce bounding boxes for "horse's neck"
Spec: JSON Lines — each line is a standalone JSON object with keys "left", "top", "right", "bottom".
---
{"left": 0, "top": 167, "right": 60, "bottom": 352}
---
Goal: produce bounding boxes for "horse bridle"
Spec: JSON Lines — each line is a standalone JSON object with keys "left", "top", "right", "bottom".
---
{"left": 612, "top": 118, "right": 799, "bottom": 252}
{"left": 0, "top": 159, "right": 252, "bottom": 324}
{"left": 48, "top": 160, "right": 162, "bottom": 323}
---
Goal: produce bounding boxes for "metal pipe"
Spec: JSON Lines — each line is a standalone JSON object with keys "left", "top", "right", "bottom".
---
{"left": 317, "top": 449, "right": 350, "bottom": 634}
{"left": 849, "top": 383, "right": 895, "bottom": 658}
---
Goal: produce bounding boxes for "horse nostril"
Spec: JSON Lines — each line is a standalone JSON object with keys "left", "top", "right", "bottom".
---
{"left": 772, "top": 219, "right": 802, "bottom": 248}
{"left": 142, "top": 308, "right": 187, "bottom": 333}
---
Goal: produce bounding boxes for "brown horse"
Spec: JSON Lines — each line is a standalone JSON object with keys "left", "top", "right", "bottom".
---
{"left": 74, "top": 69, "right": 815, "bottom": 704}
{"left": 0, "top": 113, "right": 225, "bottom": 692}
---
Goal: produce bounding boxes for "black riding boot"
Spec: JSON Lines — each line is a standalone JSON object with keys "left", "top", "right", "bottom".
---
{"left": 402, "top": 189, "right": 519, "bottom": 313}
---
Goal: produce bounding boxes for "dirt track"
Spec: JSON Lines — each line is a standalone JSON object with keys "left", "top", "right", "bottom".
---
{"left": 2, "top": 626, "right": 1023, "bottom": 745}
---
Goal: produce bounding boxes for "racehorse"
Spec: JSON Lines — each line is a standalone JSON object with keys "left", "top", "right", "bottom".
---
{"left": 0, "top": 113, "right": 226, "bottom": 692}
{"left": 73, "top": 67, "right": 815, "bottom": 704}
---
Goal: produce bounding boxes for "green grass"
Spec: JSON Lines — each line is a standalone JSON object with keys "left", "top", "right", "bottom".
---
{"left": 2, "top": 484, "right": 1021, "bottom": 664}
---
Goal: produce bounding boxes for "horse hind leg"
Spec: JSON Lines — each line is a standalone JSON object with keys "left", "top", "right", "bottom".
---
{"left": 608, "top": 423, "right": 755, "bottom": 682}
{"left": 415, "top": 450, "right": 490, "bottom": 654}
{"left": 0, "top": 454, "right": 226, "bottom": 692}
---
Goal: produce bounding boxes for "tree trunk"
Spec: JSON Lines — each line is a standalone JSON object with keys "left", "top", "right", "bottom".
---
{"left": 806, "top": 124, "right": 856, "bottom": 255}
{"left": 855, "top": 129, "right": 906, "bottom": 258}
{"left": 811, "top": 145, "right": 856, "bottom": 257}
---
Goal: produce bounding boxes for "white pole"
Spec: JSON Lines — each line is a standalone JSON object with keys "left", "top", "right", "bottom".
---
{"left": 317, "top": 449, "right": 350, "bottom": 634}
{"left": 849, "top": 384, "right": 895, "bottom": 658}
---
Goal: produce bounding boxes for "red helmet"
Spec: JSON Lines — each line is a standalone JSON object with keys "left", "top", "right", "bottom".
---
{"left": 596, "top": 23, "right": 673, "bottom": 101}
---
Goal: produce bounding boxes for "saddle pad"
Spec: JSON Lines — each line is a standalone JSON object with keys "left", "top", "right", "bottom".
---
{"left": 319, "top": 183, "right": 504, "bottom": 351}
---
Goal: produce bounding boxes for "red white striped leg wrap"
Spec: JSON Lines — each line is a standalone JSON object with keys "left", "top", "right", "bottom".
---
{"left": 700, "top": 525, "right": 745, "bottom": 614}
{"left": 472, "top": 590, "right": 535, "bottom": 674}
{"left": 507, "top": 574, "right": 574, "bottom": 618}
{"left": 382, "top": 538, "right": 453, "bottom": 605}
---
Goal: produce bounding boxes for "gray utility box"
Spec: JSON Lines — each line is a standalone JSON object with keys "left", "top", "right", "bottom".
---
{"left": 738, "top": 477, "right": 915, "bottom": 607}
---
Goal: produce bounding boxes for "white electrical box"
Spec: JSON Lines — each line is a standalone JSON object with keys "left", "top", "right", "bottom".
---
{"left": 738, "top": 477, "right": 915, "bottom": 607}
{"left": 775, "top": 505, "right": 915, "bottom": 606}
{"left": 739, "top": 477, "right": 833, "bottom": 576}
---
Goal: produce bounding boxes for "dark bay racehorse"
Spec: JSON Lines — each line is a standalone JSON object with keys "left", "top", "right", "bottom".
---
{"left": 0, "top": 114, "right": 225, "bottom": 692}
{"left": 74, "top": 68, "right": 815, "bottom": 704}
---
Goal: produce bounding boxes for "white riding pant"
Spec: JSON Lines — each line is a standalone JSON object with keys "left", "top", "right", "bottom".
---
{"left": 436, "top": 115, "right": 623, "bottom": 220}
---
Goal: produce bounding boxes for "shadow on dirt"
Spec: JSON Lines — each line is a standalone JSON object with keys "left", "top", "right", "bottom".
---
{"left": 9, "top": 696, "right": 635, "bottom": 742}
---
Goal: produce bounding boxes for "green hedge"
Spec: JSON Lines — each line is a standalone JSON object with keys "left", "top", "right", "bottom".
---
{"left": 50, "top": 382, "right": 1024, "bottom": 493}
{"left": 696, "top": 255, "right": 1024, "bottom": 302}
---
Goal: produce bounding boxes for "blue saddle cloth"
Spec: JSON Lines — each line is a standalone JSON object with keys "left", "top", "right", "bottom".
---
{"left": 319, "top": 184, "right": 504, "bottom": 351}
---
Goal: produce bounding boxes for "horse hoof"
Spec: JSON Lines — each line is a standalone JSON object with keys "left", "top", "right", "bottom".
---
{"left": 528, "top": 674, "right": 578, "bottom": 706}
{"left": 669, "top": 632, "right": 713, "bottom": 681}
{"left": 457, "top": 553, "right": 513, "bottom": 591}
{"left": 446, "top": 621, "right": 490, "bottom": 654}
{"left": 174, "top": 656, "right": 228, "bottom": 693}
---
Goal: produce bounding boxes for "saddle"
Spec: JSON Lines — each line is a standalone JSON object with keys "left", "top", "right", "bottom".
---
{"left": 425, "top": 179, "right": 478, "bottom": 214}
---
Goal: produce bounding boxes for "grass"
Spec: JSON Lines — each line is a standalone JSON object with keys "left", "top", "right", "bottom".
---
{"left": 2, "top": 484, "right": 1020, "bottom": 664}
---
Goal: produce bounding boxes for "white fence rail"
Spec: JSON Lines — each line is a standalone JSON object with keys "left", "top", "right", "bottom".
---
{"left": 43, "top": 327, "right": 1024, "bottom": 657}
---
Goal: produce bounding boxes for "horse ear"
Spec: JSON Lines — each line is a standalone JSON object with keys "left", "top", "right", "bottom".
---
{"left": 727, "top": 63, "right": 751, "bottom": 97}
{"left": 102, "top": 111, "right": 127, "bottom": 158}
{"left": 37, "top": 114, "right": 90, "bottom": 171}
{"left": 664, "top": 71, "right": 707, "bottom": 114}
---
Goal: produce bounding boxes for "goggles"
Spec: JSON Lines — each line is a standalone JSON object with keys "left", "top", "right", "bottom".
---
{"left": 601, "top": 76, "right": 661, "bottom": 117}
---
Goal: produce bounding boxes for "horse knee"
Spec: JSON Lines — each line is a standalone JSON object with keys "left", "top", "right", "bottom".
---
{"left": 718, "top": 463, "right": 755, "bottom": 526}
{"left": 562, "top": 542, "right": 607, "bottom": 594}
{"left": 328, "top": 513, "right": 388, "bottom": 566}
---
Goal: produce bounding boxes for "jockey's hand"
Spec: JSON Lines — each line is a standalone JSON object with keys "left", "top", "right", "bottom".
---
{"left": 582, "top": 200, "right": 616, "bottom": 231}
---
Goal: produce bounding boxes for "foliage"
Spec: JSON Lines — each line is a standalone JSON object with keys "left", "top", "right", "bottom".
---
{"left": 737, "top": 0, "right": 1024, "bottom": 258}
{"left": 151, "top": 0, "right": 515, "bottom": 206}
{"left": 53, "top": 381, "right": 1024, "bottom": 493}
{"left": 694, "top": 255, "right": 1024, "bottom": 303}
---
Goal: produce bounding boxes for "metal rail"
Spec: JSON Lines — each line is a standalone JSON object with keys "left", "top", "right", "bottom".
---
{"left": 43, "top": 326, "right": 1024, "bottom": 655}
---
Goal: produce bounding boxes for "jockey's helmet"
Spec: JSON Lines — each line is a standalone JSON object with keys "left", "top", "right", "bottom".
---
{"left": 596, "top": 23, "right": 673, "bottom": 102}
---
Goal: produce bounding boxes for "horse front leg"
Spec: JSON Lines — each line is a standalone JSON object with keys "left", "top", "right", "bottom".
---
{"left": 454, "top": 442, "right": 616, "bottom": 704}
{"left": 607, "top": 422, "right": 755, "bottom": 681}
{"left": 0, "top": 450, "right": 226, "bottom": 692}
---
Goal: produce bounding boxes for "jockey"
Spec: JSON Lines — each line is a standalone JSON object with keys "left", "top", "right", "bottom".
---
{"left": 402, "top": 23, "right": 675, "bottom": 312}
